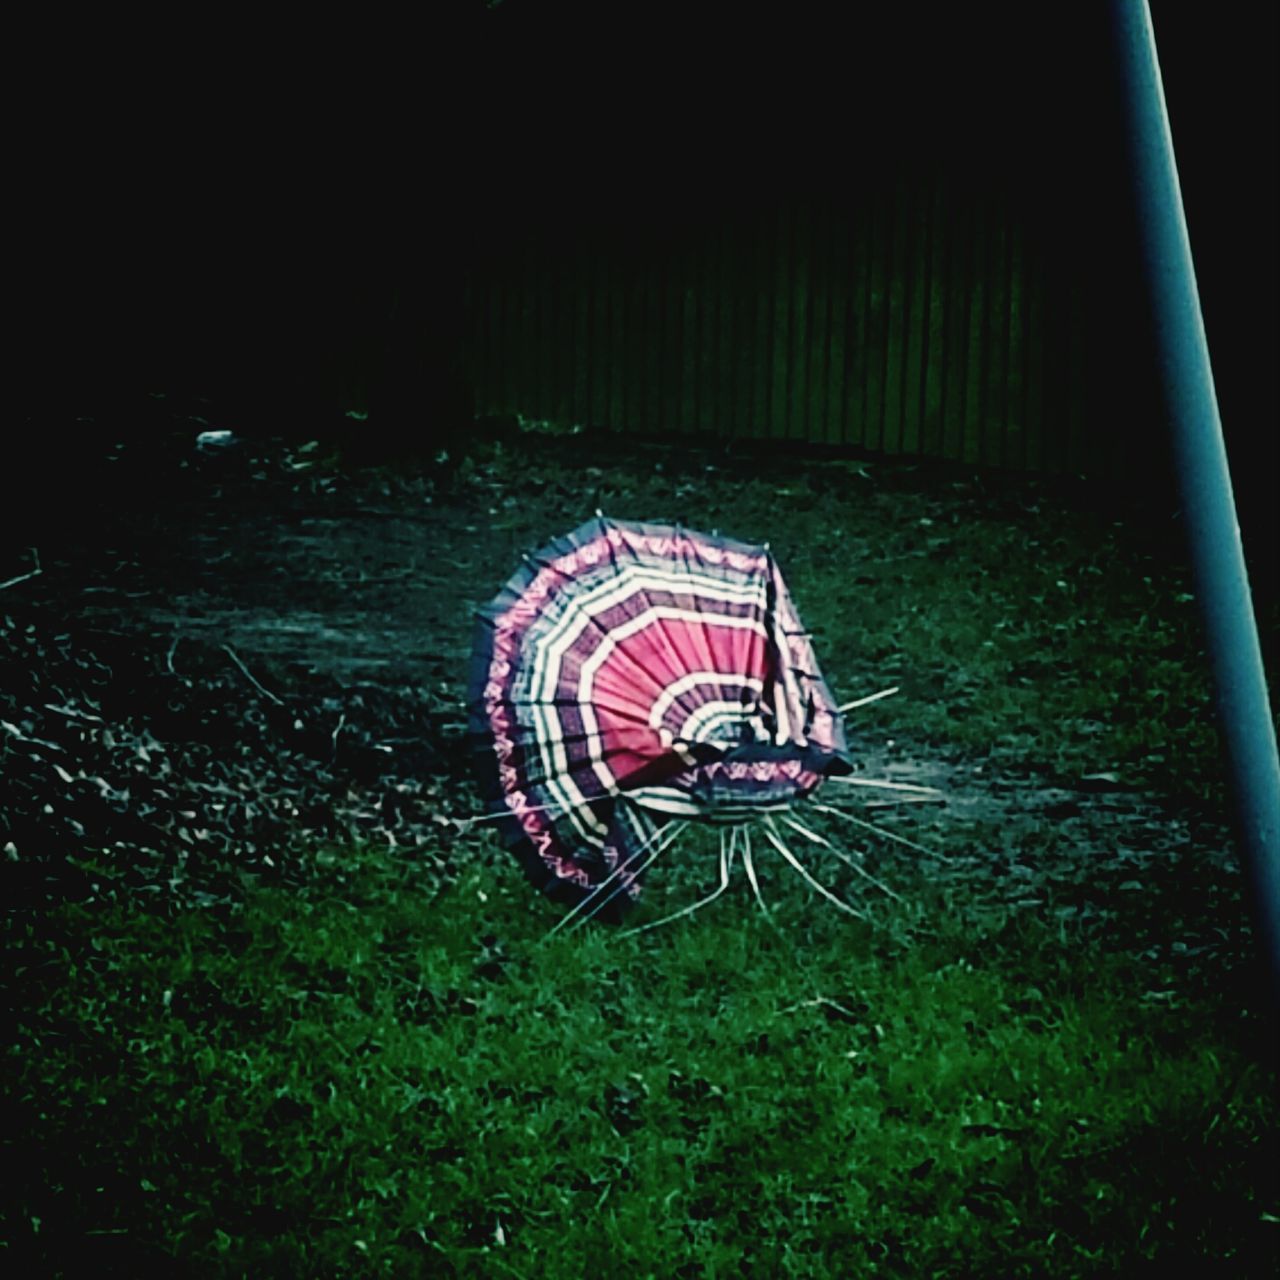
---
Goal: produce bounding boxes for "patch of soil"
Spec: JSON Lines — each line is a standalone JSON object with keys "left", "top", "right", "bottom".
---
{"left": 0, "top": 403, "right": 1247, "bottom": 975}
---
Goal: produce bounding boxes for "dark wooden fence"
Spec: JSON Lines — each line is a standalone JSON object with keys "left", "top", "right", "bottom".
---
{"left": 465, "top": 178, "right": 1129, "bottom": 477}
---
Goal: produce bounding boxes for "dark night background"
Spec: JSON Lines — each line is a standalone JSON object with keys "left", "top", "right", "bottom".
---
{"left": 3, "top": 8, "right": 1277, "bottom": 1271}
{"left": 10, "top": 3, "right": 1276, "bottom": 589}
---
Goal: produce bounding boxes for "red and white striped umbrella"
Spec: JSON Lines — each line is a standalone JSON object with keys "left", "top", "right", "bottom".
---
{"left": 469, "top": 515, "right": 854, "bottom": 920}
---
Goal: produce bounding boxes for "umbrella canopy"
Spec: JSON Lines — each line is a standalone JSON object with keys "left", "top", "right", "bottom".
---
{"left": 469, "top": 515, "right": 851, "bottom": 917}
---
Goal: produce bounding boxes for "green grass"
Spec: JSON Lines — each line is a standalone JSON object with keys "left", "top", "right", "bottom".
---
{"left": 4, "top": 437, "right": 1277, "bottom": 1275}
{"left": 4, "top": 838, "right": 1274, "bottom": 1277}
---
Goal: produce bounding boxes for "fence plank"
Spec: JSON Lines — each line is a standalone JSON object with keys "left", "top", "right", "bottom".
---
{"left": 652, "top": 237, "right": 669, "bottom": 434}
{"left": 940, "top": 195, "right": 967, "bottom": 461}
{"left": 824, "top": 200, "right": 848, "bottom": 446}
{"left": 902, "top": 179, "right": 929, "bottom": 456}
{"left": 716, "top": 219, "right": 735, "bottom": 438}
{"left": 614, "top": 249, "right": 630, "bottom": 431}
{"left": 686, "top": 227, "right": 701, "bottom": 433}
{"left": 505, "top": 249, "right": 523, "bottom": 418}
{"left": 697, "top": 219, "right": 716, "bottom": 433}
{"left": 661, "top": 231, "right": 682, "bottom": 434}
{"left": 1023, "top": 224, "right": 1046, "bottom": 472}
{"left": 790, "top": 199, "right": 813, "bottom": 443}
{"left": 570, "top": 240, "right": 590, "bottom": 424}
{"left": 541, "top": 263, "right": 556, "bottom": 422}
{"left": 803, "top": 200, "right": 828, "bottom": 446}
{"left": 1066, "top": 275, "right": 1088, "bottom": 475}
{"left": 530, "top": 243, "right": 549, "bottom": 420}
{"left": 842, "top": 198, "right": 868, "bottom": 447}
{"left": 882, "top": 180, "right": 908, "bottom": 455}
{"left": 768, "top": 204, "right": 792, "bottom": 439}
{"left": 494, "top": 255, "right": 516, "bottom": 416}
{"left": 982, "top": 200, "right": 1009, "bottom": 468}
{"left": 632, "top": 246, "right": 650, "bottom": 434}
{"left": 1005, "top": 208, "right": 1027, "bottom": 470}
{"left": 919, "top": 177, "right": 945, "bottom": 459}
{"left": 863, "top": 188, "right": 888, "bottom": 452}
{"left": 751, "top": 212, "right": 772, "bottom": 441}
{"left": 1040, "top": 238, "right": 1069, "bottom": 474}
{"left": 961, "top": 193, "right": 988, "bottom": 464}
{"left": 737, "top": 222, "right": 752, "bottom": 439}
{"left": 468, "top": 262, "right": 488, "bottom": 417}
{"left": 522, "top": 250, "right": 539, "bottom": 419}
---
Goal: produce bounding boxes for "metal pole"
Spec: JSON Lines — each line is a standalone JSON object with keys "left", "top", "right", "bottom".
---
{"left": 1109, "top": 0, "right": 1280, "bottom": 999}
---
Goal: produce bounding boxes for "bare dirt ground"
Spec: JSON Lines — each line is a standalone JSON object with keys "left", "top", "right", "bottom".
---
{"left": 1, "top": 403, "right": 1248, "bottom": 977}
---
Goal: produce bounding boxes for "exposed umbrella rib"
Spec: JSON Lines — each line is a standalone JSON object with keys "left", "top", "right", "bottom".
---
{"left": 780, "top": 812, "right": 903, "bottom": 902}
{"left": 740, "top": 826, "right": 772, "bottom": 919}
{"left": 836, "top": 687, "right": 901, "bottom": 713}
{"left": 863, "top": 795, "right": 946, "bottom": 807}
{"left": 779, "top": 811, "right": 864, "bottom": 864}
{"left": 464, "top": 798, "right": 590, "bottom": 828}
{"left": 811, "top": 801, "right": 943, "bottom": 860}
{"left": 521, "top": 550, "right": 570, "bottom": 574}
{"left": 543, "top": 815, "right": 684, "bottom": 937}
{"left": 577, "top": 821, "right": 688, "bottom": 929}
{"left": 761, "top": 817, "right": 867, "bottom": 919}
{"left": 824, "top": 777, "right": 943, "bottom": 796}
{"left": 621, "top": 826, "right": 736, "bottom": 936}
{"left": 501, "top": 693, "right": 651, "bottom": 711}
{"left": 544, "top": 843, "right": 660, "bottom": 938}
{"left": 554, "top": 820, "right": 689, "bottom": 935}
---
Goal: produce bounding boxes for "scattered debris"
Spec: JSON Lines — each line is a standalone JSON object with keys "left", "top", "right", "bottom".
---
{"left": 0, "top": 548, "right": 42, "bottom": 592}
{"left": 196, "top": 429, "right": 236, "bottom": 450}
{"left": 0, "top": 609, "right": 470, "bottom": 911}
